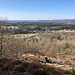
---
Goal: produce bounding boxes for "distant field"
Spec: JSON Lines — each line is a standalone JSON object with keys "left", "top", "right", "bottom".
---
{"left": 15, "top": 33, "right": 38, "bottom": 36}
{"left": 51, "top": 29, "right": 75, "bottom": 32}
{"left": 11, "top": 33, "right": 37, "bottom": 36}
{"left": 10, "top": 33, "right": 39, "bottom": 39}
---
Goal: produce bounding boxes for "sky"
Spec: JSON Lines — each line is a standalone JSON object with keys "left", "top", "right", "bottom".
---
{"left": 0, "top": 0, "right": 75, "bottom": 20}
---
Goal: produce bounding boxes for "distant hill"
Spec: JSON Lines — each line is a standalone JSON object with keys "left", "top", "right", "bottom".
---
{"left": 49, "top": 19, "right": 75, "bottom": 24}
{"left": 6, "top": 19, "right": 75, "bottom": 24}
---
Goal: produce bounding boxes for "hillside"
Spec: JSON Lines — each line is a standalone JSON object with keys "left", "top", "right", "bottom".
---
{"left": 0, "top": 58, "right": 75, "bottom": 75}
{"left": 7, "top": 19, "right": 75, "bottom": 24}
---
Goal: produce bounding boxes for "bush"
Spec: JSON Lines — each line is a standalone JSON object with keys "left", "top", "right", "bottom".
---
{"left": 70, "top": 68, "right": 75, "bottom": 73}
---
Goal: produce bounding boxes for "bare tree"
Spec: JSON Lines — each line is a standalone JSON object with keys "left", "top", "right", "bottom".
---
{"left": 0, "top": 26, "right": 4, "bottom": 57}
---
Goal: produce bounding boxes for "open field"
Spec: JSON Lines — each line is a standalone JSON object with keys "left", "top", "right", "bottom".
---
{"left": 14, "top": 33, "right": 38, "bottom": 36}
{"left": 10, "top": 33, "right": 38, "bottom": 38}
{"left": 51, "top": 30, "right": 75, "bottom": 32}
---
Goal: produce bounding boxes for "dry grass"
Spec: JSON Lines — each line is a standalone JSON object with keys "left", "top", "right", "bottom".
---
{"left": 0, "top": 58, "right": 75, "bottom": 75}
{"left": 52, "top": 29, "right": 75, "bottom": 32}
{"left": 1, "top": 31, "right": 75, "bottom": 70}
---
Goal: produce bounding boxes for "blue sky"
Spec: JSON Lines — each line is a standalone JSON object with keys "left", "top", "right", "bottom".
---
{"left": 0, "top": 0, "right": 75, "bottom": 20}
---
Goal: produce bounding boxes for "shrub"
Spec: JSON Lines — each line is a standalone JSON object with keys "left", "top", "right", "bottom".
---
{"left": 70, "top": 68, "right": 75, "bottom": 73}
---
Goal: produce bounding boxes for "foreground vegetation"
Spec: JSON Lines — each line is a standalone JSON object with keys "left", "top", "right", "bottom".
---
{"left": 0, "top": 58, "right": 75, "bottom": 75}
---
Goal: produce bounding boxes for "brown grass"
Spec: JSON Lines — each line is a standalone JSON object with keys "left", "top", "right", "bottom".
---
{"left": 0, "top": 58, "right": 75, "bottom": 75}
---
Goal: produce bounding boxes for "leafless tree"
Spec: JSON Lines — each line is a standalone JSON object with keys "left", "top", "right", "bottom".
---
{"left": 0, "top": 26, "right": 4, "bottom": 57}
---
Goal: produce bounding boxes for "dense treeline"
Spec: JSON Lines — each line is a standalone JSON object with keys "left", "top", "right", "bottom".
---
{"left": 1, "top": 21, "right": 75, "bottom": 34}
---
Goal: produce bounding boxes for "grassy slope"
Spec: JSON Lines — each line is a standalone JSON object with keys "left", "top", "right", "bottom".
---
{"left": 0, "top": 58, "right": 75, "bottom": 75}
